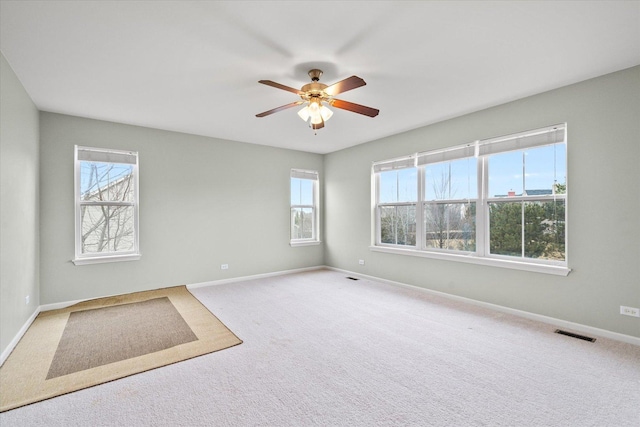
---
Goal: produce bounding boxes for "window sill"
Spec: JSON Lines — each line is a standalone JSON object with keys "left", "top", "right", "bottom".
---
{"left": 369, "top": 246, "right": 570, "bottom": 276}
{"left": 290, "top": 240, "right": 322, "bottom": 247}
{"left": 72, "top": 253, "right": 141, "bottom": 266}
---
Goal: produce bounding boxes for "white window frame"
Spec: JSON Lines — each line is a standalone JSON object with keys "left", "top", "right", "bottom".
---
{"left": 373, "top": 157, "right": 418, "bottom": 247}
{"left": 73, "top": 145, "right": 141, "bottom": 265}
{"left": 371, "top": 124, "right": 569, "bottom": 276}
{"left": 290, "top": 169, "right": 320, "bottom": 247}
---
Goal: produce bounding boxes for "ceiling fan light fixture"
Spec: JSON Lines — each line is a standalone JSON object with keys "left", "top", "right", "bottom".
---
{"left": 298, "top": 101, "right": 333, "bottom": 126}
{"left": 297, "top": 106, "right": 310, "bottom": 121}
{"left": 320, "top": 105, "right": 333, "bottom": 121}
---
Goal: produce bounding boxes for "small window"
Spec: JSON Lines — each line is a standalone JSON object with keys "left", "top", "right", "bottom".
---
{"left": 290, "top": 169, "right": 319, "bottom": 246}
{"left": 73, "top": 146, "right": 140, "bottom": 265}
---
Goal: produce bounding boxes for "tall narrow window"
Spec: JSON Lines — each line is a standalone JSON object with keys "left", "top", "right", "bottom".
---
{"left": 420, "top": 145, "right": 477, "bottom": 252}
{"left": 290, "top": 169, "right": 319, "bottom": 246}
{"left": 74, "top": 146, "right": 140, "bottom": 265}
{"left": 374, "top": 158, "right": 417, "bottom": 246}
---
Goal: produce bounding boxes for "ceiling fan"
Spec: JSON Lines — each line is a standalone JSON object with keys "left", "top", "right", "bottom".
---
{"left": 256, "top": 69, "right": 379, "bottom": 131}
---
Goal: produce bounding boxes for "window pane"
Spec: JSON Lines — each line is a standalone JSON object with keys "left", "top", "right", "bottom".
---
{"left": 380, "top": 205, "right": 416, "bottom": 246}
{"left": 524, "top": 200, "right": 565, "bottom": 261}
{"left": 291, "top": 178, "right": 313, "bottom": 206}
{"left": 488, "top": 143, "right": 567, "bottom": 198}
{"left": 425, "top": 158, "right": 477, "bottom": 200}
{"left": 291, "top": 207, "right": 314, "bottom": 240}
{"left": 81, "top": 205, "right": 135, "bottom": 254}
{"left": 524, "top": 143, "right": 567, "bottom": 196}
{"left": 379, "top": 168, "right": 417, "bottom": 203}
{"left": 489, "top": 202, "right": 522, "bottom": 256}
{"left": 291, "top": 178, "right": 301, "bottom": 205}
{"left": 424, "top": 202, "right": 476, "bottom": 251}
{"left": 108, "top": 164, "right": 134, "bottom": 202}
{"left": 300, "top": 179, "right": 313, "bottom": 205}
{"left": 488, "top": 151, "right": 523, "bottom": 198}
{"left": 81, "top": 162, "right": 134, "bottom": 202}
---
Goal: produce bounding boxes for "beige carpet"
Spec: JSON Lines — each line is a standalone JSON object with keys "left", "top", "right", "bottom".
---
{"left": 0, "top": 286, "right": 242, "bottom": 412}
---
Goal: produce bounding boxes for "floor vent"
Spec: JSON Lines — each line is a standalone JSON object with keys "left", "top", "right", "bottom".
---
{"left": 346, "top": 277, "right": 359, "bottom": 281}
{"left": 554, "top": 329, "right": 596, "bottom": 342}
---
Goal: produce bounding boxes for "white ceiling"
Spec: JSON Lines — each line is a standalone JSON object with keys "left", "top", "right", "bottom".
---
{"left": 1, "top": 1, "right": 639, "bottom": 154}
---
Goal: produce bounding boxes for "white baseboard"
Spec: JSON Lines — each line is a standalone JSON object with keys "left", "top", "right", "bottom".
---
{"left": 187, "top": 265, "right": 325, "bottom": 290}
{"left": 0, "top": 307, "right": 40, "bottom": 367}
{"left": 326, "top": 266, "right": 640, "bottom": 347}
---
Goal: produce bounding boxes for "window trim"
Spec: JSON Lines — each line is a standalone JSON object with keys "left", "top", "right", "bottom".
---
{"left": 73, "top": 145, "right": 141, "bottom": 265}
{"left": 290, "top": 168, "right": 321, "bottom": 246}
{"left": 371, "top": 124, "right": 570, "bottom": 276}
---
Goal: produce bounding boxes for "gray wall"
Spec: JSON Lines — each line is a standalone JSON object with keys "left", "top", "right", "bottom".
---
{"left": 39, "top": 113, "right": 324, "bottom": 304}
{"left": 0, "top": 53, "right": 40, "bottom": 353}
{"left": 325, "top": 66, "right": 640, "bottom": 338}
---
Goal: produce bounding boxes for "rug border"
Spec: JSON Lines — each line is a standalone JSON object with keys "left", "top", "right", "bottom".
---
{"left": 0, "top": 285, "right": 242, "bottom": 413}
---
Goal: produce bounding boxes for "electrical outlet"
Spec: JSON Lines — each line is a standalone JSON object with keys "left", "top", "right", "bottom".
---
{"left": 221, "top": 264, "right": 229, "bottom": 270}
{"left": 620, "top": 306, "right": 640, "bottom": 317}
{"left": 358, "top": 259, "right": 365, "bottom": 265}
{"left": 25, "top": 295, "right": 29, "bottom": 305}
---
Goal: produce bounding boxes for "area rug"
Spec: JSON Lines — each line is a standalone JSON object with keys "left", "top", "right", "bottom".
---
{"left": 0, "top": 286, "right": 242, "bottom": 412}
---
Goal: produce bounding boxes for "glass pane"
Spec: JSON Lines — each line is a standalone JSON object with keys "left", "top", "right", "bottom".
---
{"left": 108, "top": 164, "right": 134, "bottom": 202}
{"left": 291, "top": 207, "right": 314, "bottom": 240}
{"left": 379, "top": 168, "right": 417, "bottom": 203}
{"left": 425, "top": 158, "right": 477, "bottom": 200}
{"left": 488, "top": 143, "right": 567, "bottom": 198}
{"left": 488, "top": 151, "right": 523, "bottom": 198}
{"left": 81, "top": 205, "right": 135, "bottom": 254}
{"left": 291, "top": 178, "right": 301, "bottom": 205}
{"left": 108, "top": 205, "right": 135, "bottom": 252}
{"left": 424, "top": 202, "right": 476, "bottom": 251}
{"left": 291, "top": 178, "right": 313, "bottom": 206}
{"left": 379, "top": 205, "right": 416, "bottom": 246}
{"left": 524, "top": 143, "right": 567, "bottom": 196}
{"left": 300, "top": 179, "right": 313, "bottom": 205}
{"left": 489, "top": 202, "right": 522, "bottom": 256}
{"left": 81, "top": 161, "right": 133, "bottom": 202}
{"left": 524, "top": 200, "right": 565, "bottom": 261}
{"left": 449, "top": 158, "right": 477, "bottom": 200}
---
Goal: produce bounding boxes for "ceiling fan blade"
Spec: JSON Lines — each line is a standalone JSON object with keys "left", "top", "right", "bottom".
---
{"left": 330, "top": 99, "right": 379, "bottom": 117}
{"left": 258, "top": 80, "right": 304, "bottom": 96}
{"left": 256, "top": 101, "right": 304, "bottom": 117}
{"left": 323, "top": 76, "right": 366, "bottom": 96}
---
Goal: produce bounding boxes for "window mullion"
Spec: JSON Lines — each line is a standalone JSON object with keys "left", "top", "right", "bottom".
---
{"left": 416, "top": 167, "right": 424, "bottom": 250}
{"left": 374, "top": 173, "right": 380, "bottom": 245}
{"left": 477, "top": 156, "right": 487, "bottom": 256}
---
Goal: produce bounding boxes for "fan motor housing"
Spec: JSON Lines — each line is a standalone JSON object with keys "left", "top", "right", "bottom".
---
{"left": 301, "top": 82, "right": 328, "bottom": 97}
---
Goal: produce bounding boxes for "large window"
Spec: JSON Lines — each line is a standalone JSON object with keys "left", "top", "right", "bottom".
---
{"left": 290, "top": 169, "right": 319, "bottom": 246}
{"left": 372, "top": 124, "right": 568, "bottom": 275}
{"left": 73, "top": 146, "right": 140, "bottom": 265}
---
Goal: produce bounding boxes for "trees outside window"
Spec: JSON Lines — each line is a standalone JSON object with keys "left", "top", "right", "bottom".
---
{"left": 74, "top": 146, "right": 140, "bottom": 264}
{"left": 377, "top": 167, "right": 417, "bottom": 247}
{"left": 373, "top": 124, "right": 567, "bottom": 270}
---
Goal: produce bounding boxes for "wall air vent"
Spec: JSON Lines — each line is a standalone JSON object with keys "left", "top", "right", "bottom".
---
{"left": 554, "top": 329, "right": 596, "bottom": 342}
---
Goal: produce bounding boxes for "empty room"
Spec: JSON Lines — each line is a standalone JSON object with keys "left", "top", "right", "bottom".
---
{"left": 1, "top": 1, "right": 639, "bottom": 426}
